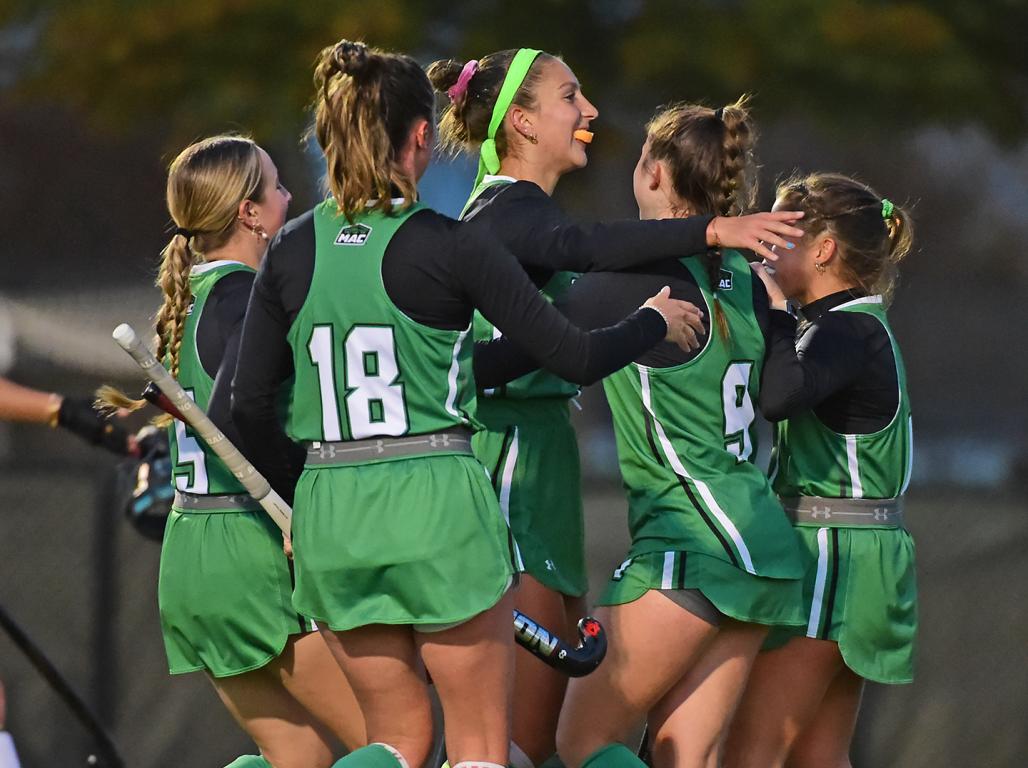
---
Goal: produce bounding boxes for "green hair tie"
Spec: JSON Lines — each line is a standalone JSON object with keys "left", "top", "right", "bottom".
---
{"left": 474, "top": 48, "right": 542, "bottom": 189}
{"left": 881, "top": 198, "right": 895, "bottom": 220}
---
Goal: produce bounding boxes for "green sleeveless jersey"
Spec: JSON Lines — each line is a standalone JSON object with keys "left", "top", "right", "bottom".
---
{"left": 167, "top": 260, "right": 252, "bottom": 496}
{"left": 461, "top": 176, "right": 580, "bottom": 401}
{"left": 771, "top": 296, "right": 913, "bottom": 499}
{"left": 285, "top": 200, "right": 477, "bottom": 446}
{"left": 603, "top": 251, "right": 800, "bottom": 578}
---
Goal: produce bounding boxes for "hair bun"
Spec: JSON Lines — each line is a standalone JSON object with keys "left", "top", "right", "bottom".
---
{"left": 334, "top": 40, "right": 369, "bottom": 76}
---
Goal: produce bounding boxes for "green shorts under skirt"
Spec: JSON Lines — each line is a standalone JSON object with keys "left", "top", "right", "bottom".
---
{"left": 291, "top": 454, "right": 515, "bottom": 631}
{"left": 598, "top": 550, "right": 806, "bottom": 628}
{"left": 158, "top": 509, "right": 311, "bottom": 678}
{"left": 473, "top": 396, "right": 588, "bottom": 597}
{"left": 764, "top": 524, "right": 917, "bottom": 684}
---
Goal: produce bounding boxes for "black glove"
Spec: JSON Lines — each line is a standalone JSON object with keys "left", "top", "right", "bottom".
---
{"left": 114, "top": 426, "right": 173, "bottom": 541}
{"left": 56, "top": 397, "right": 131, "bottom": 455}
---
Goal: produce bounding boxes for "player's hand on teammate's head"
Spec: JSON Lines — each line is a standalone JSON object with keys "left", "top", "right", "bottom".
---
{"left": 644, "top": 286, "right": 707, "bottom": 352}
{"left": 56, "top": 396, "right": 134, "bottom": 455}
{"left": 709, "top": 211, "right": 804, "bottom": 262}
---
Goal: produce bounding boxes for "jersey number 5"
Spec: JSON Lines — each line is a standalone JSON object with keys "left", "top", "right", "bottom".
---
{"left": 173, "top": 389, "right": 209, "bottom": 493}
{"left": 308, "top": 325, "right": 409, "bottom": 440}
{"left": 722, "top": 361, "right": 756, "bottom": 462}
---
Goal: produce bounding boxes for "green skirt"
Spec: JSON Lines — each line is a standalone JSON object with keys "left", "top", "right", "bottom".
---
{"left": 765, "top": 524, "right": 917, "bottom": 683}
{"left": 473, "top": 396, "right": 588, "bottom": 597}
{"left": 291, "top": 454, "right": 515, "bottom": 631}
{"left": 158, "top": 509, "right": 311, "bottom": 678}
{"left": 598, "top": 550, "right": 805, "bottom": 627}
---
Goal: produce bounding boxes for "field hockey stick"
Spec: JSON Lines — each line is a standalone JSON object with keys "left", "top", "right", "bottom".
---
{"left": 111, "top": 323, "right": 291, "bottom": 535}
{"left": 513, "top": 610, "right": 606, "bottom": 677}
{"left": 116, "top": 324, "right": 608, "bottom": 676}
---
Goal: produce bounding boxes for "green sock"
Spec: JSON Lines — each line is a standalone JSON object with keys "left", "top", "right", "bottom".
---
{"left": 224, "top": 756, "right": 271, "bottom": 768}
{"left": 333, "top": 743, "right": 407, "bottom": 768}
{"left": 581, "top": 743, "right": 647, "bottom": 768}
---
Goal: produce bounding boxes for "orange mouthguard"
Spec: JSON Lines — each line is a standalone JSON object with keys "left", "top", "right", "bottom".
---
{"left": 574, "top": 129, "right": 594, "bottom": 144}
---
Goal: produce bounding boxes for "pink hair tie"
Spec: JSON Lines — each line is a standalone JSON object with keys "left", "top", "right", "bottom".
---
{"left": 447, "top": 59, "right": 479, "bottom": 106}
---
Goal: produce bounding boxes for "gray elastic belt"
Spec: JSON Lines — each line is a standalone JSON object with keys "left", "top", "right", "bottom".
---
{"left": 173, "top": 491, "right": 263, "bottom": 513}
{"left": 306, "top": 428, "right": 473, "bottom": 466}
{"left": 781, "top": 496, "right": 905, "bottom": 527}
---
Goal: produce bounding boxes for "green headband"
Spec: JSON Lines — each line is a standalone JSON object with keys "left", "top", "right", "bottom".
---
{"left": 475, "top": 48, "right": 542, "bottom": 188}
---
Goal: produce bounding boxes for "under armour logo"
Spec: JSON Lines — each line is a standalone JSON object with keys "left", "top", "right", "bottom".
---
{"left": 317, "top": 444, "right": 338, "bottom": 460}
{"left": 811, "top": 505, "right": 832, "bottom": 519}
{"left": 873, "top": 507, "right": 890, "bottom": 521}
{"left": 428, "top": 434, "right": 452, "bottom": 448}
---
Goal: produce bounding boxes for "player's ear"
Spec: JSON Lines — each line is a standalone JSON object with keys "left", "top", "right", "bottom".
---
{"left": 414, "top": 118, "right": 431, "bottom": 150}
{"left": 237, "top": 198, "right": 257, "bottom": 224}
{"left": 648, "top": 158, "right": 663, "bottom": 191}
{"left": 819, "top": 236, "right": 838, "bottom": 263}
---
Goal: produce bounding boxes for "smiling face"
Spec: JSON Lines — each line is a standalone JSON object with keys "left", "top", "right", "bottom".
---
{"left": 516, "top": 57, "right": 598, "bottom": 176}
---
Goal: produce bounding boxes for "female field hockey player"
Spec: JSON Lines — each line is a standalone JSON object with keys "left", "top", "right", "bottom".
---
{"left": 426, "top": 49, "right": 805, "bottom": 768}
{"left": 229, "top": 40, "right": 705, "bottom": 768}
{"left": 102, "top": 136, "right": 365, "bottom": 768}
{"left": 724, "top": 174, "right": 916, "bottom": 768}
{"left": 516, "top": 99, "right": 808, "bottom": 768}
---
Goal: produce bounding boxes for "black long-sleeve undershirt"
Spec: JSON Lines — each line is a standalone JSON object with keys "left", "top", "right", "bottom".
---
{"left": 462, "top": 179, "right": 715, "bottom": 287}
{"left": 758, "top": 290, "right": 899, "bottom": 433}
{"left": 194, "top": 268, "right": 252, "bottom": 455}
{"left": 464, "top": 180, "right": 714, "bottom": 384}
{"left": 229, "top": 206, "right": 668, "bottom": 499}
{"left": 477, "top": 255, "right": 773, "bottom": 382}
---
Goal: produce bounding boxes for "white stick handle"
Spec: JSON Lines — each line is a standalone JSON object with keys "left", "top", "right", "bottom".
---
{"left": 112, "top": 323, "right": 292, "bottom": 535}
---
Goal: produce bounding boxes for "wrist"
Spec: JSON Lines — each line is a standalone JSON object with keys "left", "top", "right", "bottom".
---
{"left": 706, "top": 216, "right": 722, "bottom": 248}
{"left": 643, "top": 305, "right": 670, "bottom": 334}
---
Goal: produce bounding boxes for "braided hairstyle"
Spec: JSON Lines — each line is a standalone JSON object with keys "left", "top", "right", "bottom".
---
{"left": 98, "top": 136, "right": 264, "bottom": 415}
{"left": 426, "top": 50, "right": 556, "bottom": 158}
{"left": 776, "top": 173, "right": 913, "bottom": 304}
{"left": 644, "top": 96, "right": 758, "bottom": 338}
{"left": 311, "top": 40, "right": 434, "bottom": 222}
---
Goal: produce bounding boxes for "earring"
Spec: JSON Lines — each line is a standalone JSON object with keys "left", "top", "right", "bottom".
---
{"left": 253, "top": 224, "right": 268, "bottom": 241}
{"left": 815, "top": 261, "right": 826, "bottom": 274}
{"left": 526, "top": 134, "right": 538, "bottom": 144}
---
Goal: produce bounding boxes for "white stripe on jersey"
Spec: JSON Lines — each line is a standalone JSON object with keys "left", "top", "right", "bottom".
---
{"left": 444, "top": 327, "right": 470, "bottom": 420}
{"left": 829, "top": 295, "right": 883, "bottom": 310}
{"left": 639, "top": 367, "right": 757, "bottom": 575}
{"left": 498, "top": 427, "right": 524, "bottom": 571}
{"left": 900, "top": 415, "right": 914, "bottom": 495}
{"left": 845, "top": 435, "right": 864, "bottom": 498}
{"left": 661, "top": 551, "right": 675, "bottom": 589}
{"left": 806, "top": 527, "right": 830, "bottom": 638}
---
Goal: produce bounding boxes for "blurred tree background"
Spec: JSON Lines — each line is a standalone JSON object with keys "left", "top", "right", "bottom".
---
{"left": 1, "top": 1, "right": 1026, "bottom": 766}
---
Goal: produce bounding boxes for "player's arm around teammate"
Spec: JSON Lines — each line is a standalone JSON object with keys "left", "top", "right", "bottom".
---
{"left": 228, "top": 40, "right": 705, "bottom": 768}
{"left": 549, "top": 100, "right": 808, "bottom": 768}
{"left": 723, "top": 175, "right": 916, "bottom": 768}
{"left": 425, "top": 50, "right": 800, "bottom": 768}
{"left": 103, "top": 136, "right": 364, "bottom": 768}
